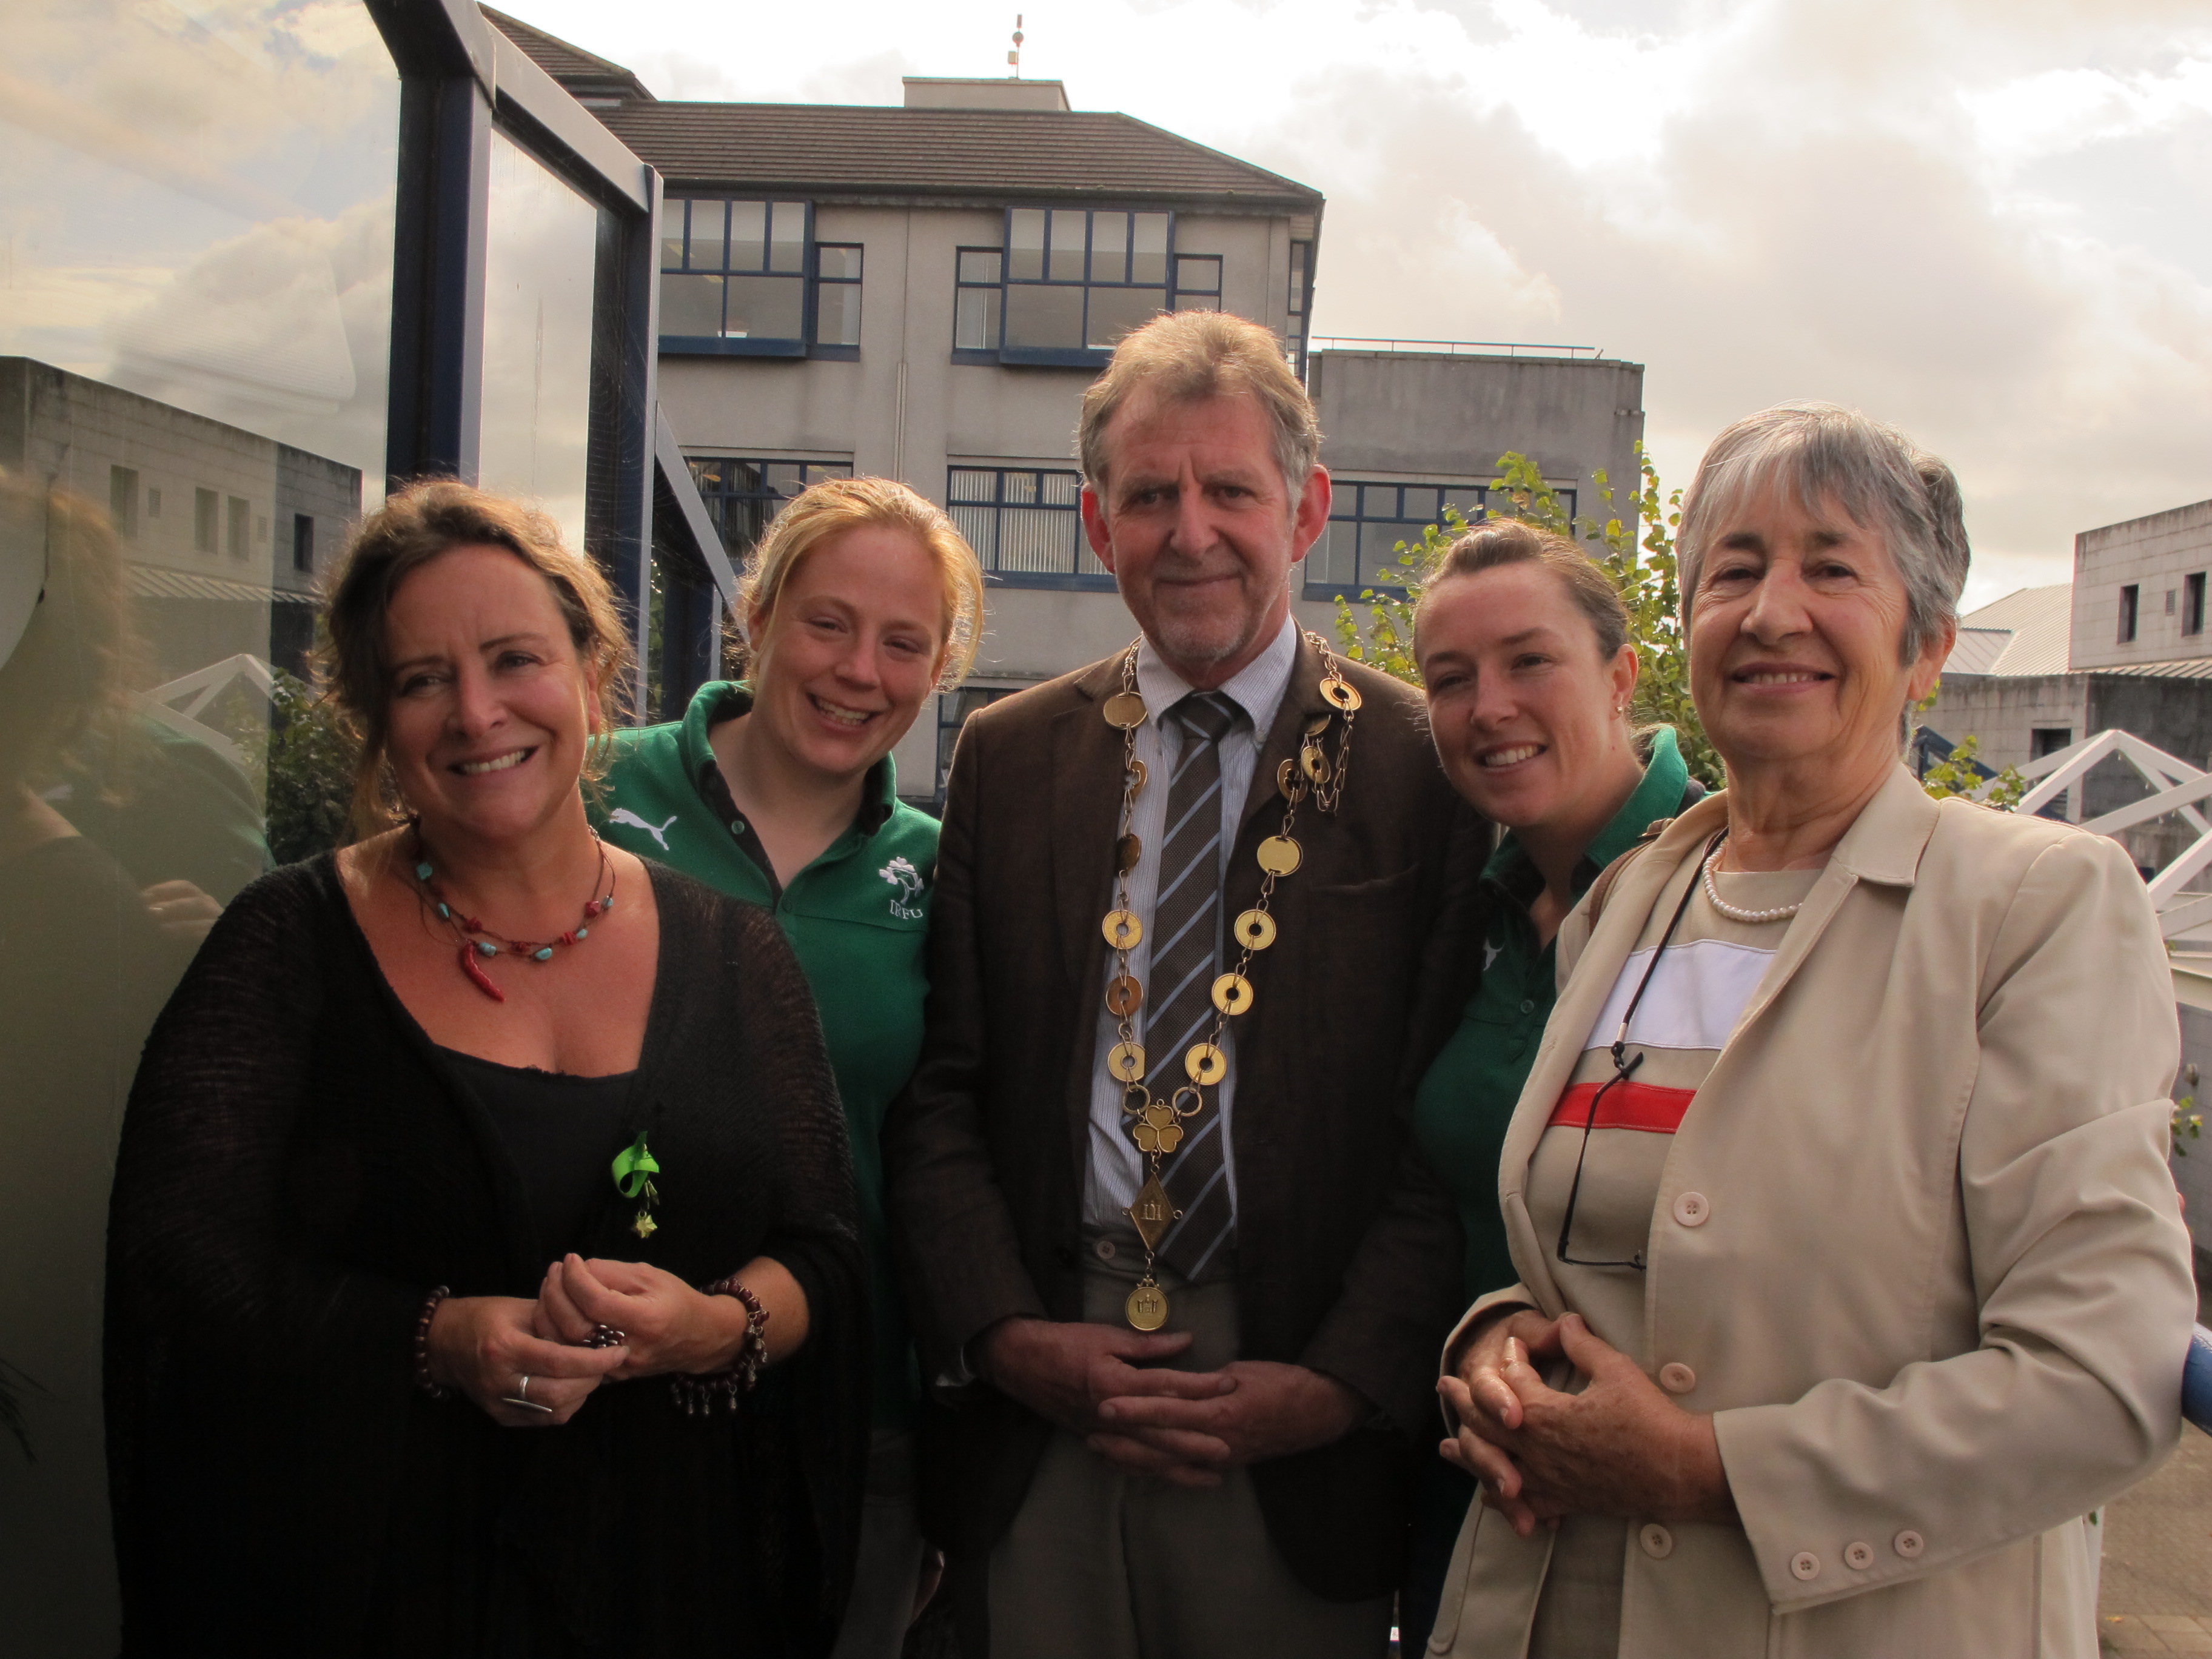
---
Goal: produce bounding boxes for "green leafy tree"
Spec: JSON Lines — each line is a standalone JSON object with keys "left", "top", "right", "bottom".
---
{"left": 1914, "top": 703, "right": 2027, "bottom": 811}
{"left": 242, "top": 668, "right": 358, "bottom": 865}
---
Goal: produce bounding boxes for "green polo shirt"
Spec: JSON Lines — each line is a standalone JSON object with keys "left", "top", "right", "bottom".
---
{"left": 592, "top": 680, "right": 937, "bottom": 1427}
{"left": 1412, "top": 726, "right": 1692, "bottom": 1303}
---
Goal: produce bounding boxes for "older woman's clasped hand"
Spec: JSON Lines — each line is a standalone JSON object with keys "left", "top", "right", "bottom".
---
{"left": 423, "top": 1292, "right": 629, "bottom": 1427}
{"left": 1439, "top": 1309, "right": 1735, "bottom": 1537}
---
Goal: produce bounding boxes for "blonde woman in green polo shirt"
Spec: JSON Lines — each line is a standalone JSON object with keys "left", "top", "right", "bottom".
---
{"left": 1397, "top": 520, "right": 1704, "bottom": 1651}
{"left": 594, "top": 477, "right": 983, "bottom": 1659}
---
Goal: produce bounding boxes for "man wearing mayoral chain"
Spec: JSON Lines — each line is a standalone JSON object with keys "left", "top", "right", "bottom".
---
{"left": 886, "top": 310, "right": 1476, "bottom": 1657}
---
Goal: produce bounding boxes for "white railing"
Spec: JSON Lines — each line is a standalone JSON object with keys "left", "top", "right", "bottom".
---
{"left": 139, "top": 653, "right": 275, "bottom": 770}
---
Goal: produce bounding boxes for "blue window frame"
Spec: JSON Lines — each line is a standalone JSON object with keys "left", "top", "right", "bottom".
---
{"left": 660, "top": 198, "right": 812, "bottom": 357}
{"left": 1174, "top": 255, "right": 1221, "bottom": 312}
{"left": 1287, "top": 240, "right": 1312, "bottom": 377}
{"left": 1301, "top": 481, "right": 1581, "bottom": 598}
{"left": 996, "top": 209, "right": 1186, "bottom": 367}
{"left": 813, "top": 243, "right": 862, "bottom": 354}
{"left": 953, "top": 247, "right": 1004, "bottom": 360}
{"left": 948, "top": 467, "right": 1113, "bottom": 589}
{"left": 688, "top": 457, "right": 853, "bottom": 561}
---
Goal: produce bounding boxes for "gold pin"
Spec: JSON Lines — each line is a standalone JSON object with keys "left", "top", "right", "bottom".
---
{"left": 1125, "top": 1279, "right": 1169, "bottom": 1331}
{"left": 1104, "top": 690, "right": 1147, "bottom": 728}
{"left": 1233, "top": 909, "right": 1278, "bottom": 950}
{"left": 1185, "top": 1043, "right": 1227, "bottom": 1085}
{"left": 1257, "top": 836, "right": 1302, "bottom": 876}
{"left": 1102, "top": 910, "right": 1142, "bottom": 950}
{"left": 1211, "top": 972, "right": 1254, "bottom": 1016}
{"left": 1105, "top": 974, "right": 1144, "bottom": 1017}
{"left": 1127, "top": 1175, "right": 1179, "bottom": 1250}
{"left": 1116, "top": 833, "right": 1142, "bottom": 874}
{"left": 1107, "top": 1041, "right": 1146, "bottom": 1082}
{"left": 1319, "top": 677, "right": 1362, "bottom": 712}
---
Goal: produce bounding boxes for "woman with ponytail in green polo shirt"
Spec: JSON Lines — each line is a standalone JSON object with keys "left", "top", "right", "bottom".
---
{"left": 594, "top": 477, "right": 984, "bottom": 1659}
{"left": 1396, "top": 520, "right": 1706, "bottom": 1653}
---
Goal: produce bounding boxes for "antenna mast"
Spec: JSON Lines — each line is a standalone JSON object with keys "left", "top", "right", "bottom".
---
{"left": 1008, "top": 14, "right": 1024, "bottom": 78}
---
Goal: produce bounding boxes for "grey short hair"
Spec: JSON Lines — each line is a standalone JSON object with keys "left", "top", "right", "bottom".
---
{"left": 1677, "top": 403, "right": 1969, "bottom": 665}
{"left": 1075, "top": 310, "right": 1321, "bottom": 502}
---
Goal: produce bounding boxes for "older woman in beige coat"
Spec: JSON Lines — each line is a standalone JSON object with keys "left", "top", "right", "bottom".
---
{"left": 1429, "top": 403, "right": 2194, "bottom": 1659}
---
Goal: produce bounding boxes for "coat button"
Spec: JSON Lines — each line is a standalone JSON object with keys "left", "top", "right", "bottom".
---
{"left": 1790, "top": 1551, "right": 1821, "bottom": 1581}
{"left": 1672, "top": 1191, "right": 1710, "bottom": 1227}
{"left": 1894, "top": 1529, "right": 1924, "bottom": 1559}
{"left": 1845, "top": 1541, "right": 1874, "bottom": 1570}
{"left": 1639, "top": 1523, "right": 1674, "bottom": 1559}
{"left": 1094, "top": 1237, "right": 1117, "bottom": 1261}
{"left": 1658, "top": 1362, "right": 1697, "bottom": 1394}
{"left": 1520, "top": 999, "right": 1536, "bottom": 1014}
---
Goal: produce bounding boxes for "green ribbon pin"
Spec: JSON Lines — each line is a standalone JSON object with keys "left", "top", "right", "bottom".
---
{"left": 612, "top": 1133, "right": 661, "bottom": 1238}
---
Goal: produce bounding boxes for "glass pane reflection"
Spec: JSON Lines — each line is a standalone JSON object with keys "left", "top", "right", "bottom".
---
{"left": 0, "top": 2, "right": 398, "bottom": 1649}
{"left": 478, "top": 128, "right": 602, "bottom": 558}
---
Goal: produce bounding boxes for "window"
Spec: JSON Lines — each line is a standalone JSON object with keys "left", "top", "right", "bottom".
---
{"left": 2031, "top": 727, "right": 2074, "bottom": 820}
{"left": 2119, "top": 583, "right": 2139, "bottom": 644}
{"left": 1304, "top": 481, "right": 1506, "bottom": 596}
{"left": 2187, "top": 572, "right": 2205, "bottom": 637}
{"left": 814, "top": 244, "right": 862, "bottom": 350}
{"left": 1173, "top": 255, "right": 1221, "bottom": 312}
{"left": 660, "top": 198, "right": 809, "bottom": 354}
{"left": 687, "top": 457, "right": 852, "bottom": 562}
{"left": 936, "top": 686, "right": 1016, "bottom": 807}
{"left": 109, "top": 465, "right": 138, "bottom": 538}
{"left": 147, "top": 486, "right": 161, "bottom": 520}
{"left": 194, "top": 488, "right": 218, "bottom": 554}
{"left": 1287, "top": 240, "right": 1312, "bottom": 374}
{"left": 947, "top": 468, "right": 1109, "bottom": 588}
{"left": 293, "top": 513, "right": 316, "bottom": 574}
{"left": 226, "top": 495, "right": 249, "bottom": 560}
{"left": 1001, "top": 208, "right": 1172, "bottom": 363}
{"left": 954, "top": 249, "right": 1004, "bottom": 354}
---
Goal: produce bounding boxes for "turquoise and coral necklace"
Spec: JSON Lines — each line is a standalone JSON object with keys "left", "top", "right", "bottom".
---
{"left": 409, "top": 826, "right": 615, "bottom": 1002}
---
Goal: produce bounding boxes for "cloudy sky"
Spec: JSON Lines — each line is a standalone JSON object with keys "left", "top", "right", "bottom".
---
{"left": 496, "top": 0, "right": 2212, "bottom": 611}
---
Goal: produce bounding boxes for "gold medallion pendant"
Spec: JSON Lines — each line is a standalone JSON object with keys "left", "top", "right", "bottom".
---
{"left": 1126, "top": 1278, "right": 1169, "bottom": 1331}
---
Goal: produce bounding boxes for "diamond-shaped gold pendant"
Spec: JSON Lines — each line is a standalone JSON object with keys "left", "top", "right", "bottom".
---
{"left": 1126, "top": 1174, "right": 1179, "bottom": 1252}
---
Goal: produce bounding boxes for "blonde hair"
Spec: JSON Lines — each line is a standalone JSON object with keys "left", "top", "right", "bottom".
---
{"left": 739, "top": 475, "right": 984, "bottom": 688}
{"left": 320, "top": 478, "right": 633, "bottom": 840}
{"left": 1076, "top": 310, "right": 1321, "bottom": 498}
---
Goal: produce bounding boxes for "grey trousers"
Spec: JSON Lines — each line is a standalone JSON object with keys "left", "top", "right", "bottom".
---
{"left": 985, "top": 1256, "right": 1393, "bottom": 1659}
{"left": 830, "top": 1429, "right": 927, "bottom": 1659}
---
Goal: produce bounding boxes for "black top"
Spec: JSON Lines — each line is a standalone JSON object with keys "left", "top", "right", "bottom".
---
{"left": 439, "top": 1050, "right": 637, "bottom": 1258}
{"left": 105, "top": 854, "right": 868, "bottom": 1658}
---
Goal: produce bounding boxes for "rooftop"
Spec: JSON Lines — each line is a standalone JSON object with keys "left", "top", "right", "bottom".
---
{"left": 481, "top": 8, "right": 1320, "bottom": 210}
{"left": 1943, "top": 583, "right": 2073, "bottom": 677}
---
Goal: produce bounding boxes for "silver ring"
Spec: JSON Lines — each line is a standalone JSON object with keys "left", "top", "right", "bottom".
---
{"left": 500, "top": 1373, "right": 554, "bottom": 1415}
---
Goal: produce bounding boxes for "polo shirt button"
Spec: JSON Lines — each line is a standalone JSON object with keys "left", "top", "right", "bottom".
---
{"left": 729, "top": 818, "right": 745, "bottom": 834}
{"left": 1672, "top": 1191, "right": 1710, "bottom": 1227}
{"left": 1790, "top": 1551, "right": 1821, "bottom": 1581}
{"left": 1638, "top": 1523, "right": 1673, "bottom": 1559}
{"left": 1845, "top": 1541, "right": 1874, "bottom": 1570}
{"left": 1520, "top": 999, "right": 1536, "bottom": 1014}
{"left": 1658, "top": 1362, "right": 1696, "bottom": 1394}
{"left": 1094, "top": 1238, "right": 1117, "bottom": 1261}
{"left": 1893, "top": 1529, "right": 1924, "bottom": 1558}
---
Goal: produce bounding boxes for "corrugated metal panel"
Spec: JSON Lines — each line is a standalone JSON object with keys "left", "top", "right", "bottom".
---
{"left": 127, "top": 565, "right": 316, "bottom": 605}
{"left": 595, "top": 104, "right": 1322, "bottom": 206}
{"left": 2091, "top": 657, "right": 2212, "bottom": 680}
{"left": 1943, "top": 583, "right": 2074, "bottom": 677}
{"left": 1945, "top": 628, "right": 2011, "bottom": 674}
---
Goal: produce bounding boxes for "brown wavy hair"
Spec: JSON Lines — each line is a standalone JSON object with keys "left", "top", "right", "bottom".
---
{"left": 318, "top": 480, "right": 632, "bottom": 840}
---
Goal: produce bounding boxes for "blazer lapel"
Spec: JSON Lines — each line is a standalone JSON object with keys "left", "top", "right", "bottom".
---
{"left": 1224, "top": 634, "right": 1327, "bottom": 917}
{"left": 1050, "top": 656, "right": 1134, "bottom": 1011}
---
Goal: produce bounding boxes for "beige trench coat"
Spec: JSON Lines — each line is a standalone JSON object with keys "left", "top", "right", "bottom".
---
{"left": 1431, "top": 765, "right": 2194, "bottom": 1659}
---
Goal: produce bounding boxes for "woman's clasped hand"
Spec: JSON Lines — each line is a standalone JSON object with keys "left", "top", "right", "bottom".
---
{"left": 1438, "top": 1310, "right": 1734, "bottom": 1537}
{"left": 422, "top": 1290, "right": 628, "bottom": 1426}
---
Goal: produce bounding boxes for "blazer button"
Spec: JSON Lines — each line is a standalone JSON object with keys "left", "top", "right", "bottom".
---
{"left": 1844, "top": 1541, "right": 1875, "bottom": 1570}
{"left": 1658, "top": 1362, "right": 1697, "bottom": 1394}
{"left": 1672, "top": 1191, "right": 1711, "bottom": 1228}
{"left": 1054, "top": 1245, "right": 1078, "bottom": 1268}
{"left": 1894, "top": 1529, "right": 1925, "bottom": 1559}
{"left": 1639, "top": 1523, "right": 1674, "bottom": 1560}
{"left": 1790, "top": 1551, "right": 1821, "bottom": 1581}
{"left": 1094, "top": 1238, "right": 1118, "bottom": 1261}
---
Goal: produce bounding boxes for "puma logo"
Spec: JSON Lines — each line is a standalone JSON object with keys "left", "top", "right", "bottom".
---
{"left": 879, "top": 856, "right": 926, "bottom": 920}
{"left": 610, "top": 808, "right": 677, "bottom": 851}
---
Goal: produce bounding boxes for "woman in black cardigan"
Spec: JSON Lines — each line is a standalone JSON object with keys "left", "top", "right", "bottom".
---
{"left": 105, "top": 481, "right": 868, "bottom": 1657}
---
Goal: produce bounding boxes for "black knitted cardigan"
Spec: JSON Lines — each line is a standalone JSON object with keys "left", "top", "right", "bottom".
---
{"left": 104, "top": 854, "right": 868, "bottom": 1658}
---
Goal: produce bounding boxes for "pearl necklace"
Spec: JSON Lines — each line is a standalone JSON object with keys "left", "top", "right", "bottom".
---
{"left": 1700, "top": 839, "right": 1808, "bottom": 925}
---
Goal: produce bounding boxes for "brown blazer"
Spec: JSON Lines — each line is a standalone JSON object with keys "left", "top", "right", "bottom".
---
{"left": 883, "top": 635, "right": 1481, "bottom": 1602}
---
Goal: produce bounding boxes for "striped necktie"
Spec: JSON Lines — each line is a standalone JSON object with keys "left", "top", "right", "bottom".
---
{"left": 1146, "top": 690, "right": 1241, "bottom": 1281}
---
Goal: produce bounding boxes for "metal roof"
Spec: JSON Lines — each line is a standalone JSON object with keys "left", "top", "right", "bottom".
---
{"left": 128, "top": 565, "right": 317, "bottom": 605}
{"left": 2088, "top": 655, "right": 2212, "bottom": 680}
{"left": 1942, "top": 583, "right": 2073, "bottom": 677}
{"left": 481, "top": 7, "right": 652, "bottom": 100}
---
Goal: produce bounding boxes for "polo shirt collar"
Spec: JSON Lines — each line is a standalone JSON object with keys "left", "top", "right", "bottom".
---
{"left": 1480, "top": 724, "right": 1691, "bottom": 901}
{"left": 674, "top": 679, "right": 898, "bottom": 836}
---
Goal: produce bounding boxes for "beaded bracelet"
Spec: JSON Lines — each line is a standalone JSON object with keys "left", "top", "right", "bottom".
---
{"left": 670, "top": 1274, "right": 769, "bottom": 1416}
{"left": 413, "top": 1285, "right": 452, "bottom": 1399}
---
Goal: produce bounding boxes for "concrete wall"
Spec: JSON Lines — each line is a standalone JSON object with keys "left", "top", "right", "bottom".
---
{"left": 2070, "top": 498, "right": 2212, "bottom": 671}
{"left": 1919, "top": 671, "right": 2090, "bottom": 775}
{"left": 1309, "top": 350, "right": 1646, "bottom": 532}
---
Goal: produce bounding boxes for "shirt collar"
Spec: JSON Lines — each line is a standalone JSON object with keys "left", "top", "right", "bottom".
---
{"left": 1480, "top": 724, "right": 1692, "bottom": 901}
{"left": 1132, "top": 611, "right": 1300, "bottom": 742}
{"left": 677, "top": 679, "right": 898, "bottom": 836}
